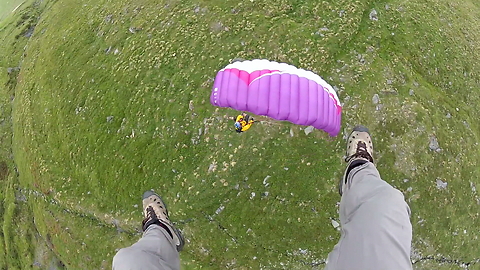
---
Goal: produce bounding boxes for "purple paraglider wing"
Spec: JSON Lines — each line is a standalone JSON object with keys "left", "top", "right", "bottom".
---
{"left": 210, "top": 59, "right": 342, "bottom": 136}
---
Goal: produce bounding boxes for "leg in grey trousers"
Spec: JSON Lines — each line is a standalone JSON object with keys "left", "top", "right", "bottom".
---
{"left": 325, "top": 162, "right": 413, "bottom": 270}
{"left": 112, "top": 224, "right": 180, "bottom": 270}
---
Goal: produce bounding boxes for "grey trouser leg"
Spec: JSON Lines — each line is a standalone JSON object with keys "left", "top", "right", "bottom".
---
{"left": 325, "top": 163, "right": 412, "bottom": 270}
{"left": 112, "top": 225, "right": 180, "bottom": 270}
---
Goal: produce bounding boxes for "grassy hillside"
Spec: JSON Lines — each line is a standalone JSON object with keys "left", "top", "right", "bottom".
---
{"left": 0, "top": 0, "right": 24, "bottom": 21}
{"left": 1, "top": 0, "right": 479, "bottom": 269}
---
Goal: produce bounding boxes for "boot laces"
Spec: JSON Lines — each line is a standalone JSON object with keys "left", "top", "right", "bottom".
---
{"left": 347, "top": 141, "right": 373, "bottom": 162}
{"left": 143, "top": 206, "right": 158, "bottom": 224}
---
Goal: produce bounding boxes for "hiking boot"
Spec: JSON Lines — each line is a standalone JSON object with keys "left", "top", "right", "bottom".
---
{"left": 339, "top": 125, "right": 374, "bottom": 195}
{"left": 142, "top": 190, "right": 185, "bottom": 252}
{"left": 344, "top": 125, "right": 374, "bottom": 163}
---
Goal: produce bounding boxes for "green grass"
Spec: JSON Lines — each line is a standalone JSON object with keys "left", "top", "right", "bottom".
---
{"left": 1, "top": 0, "right": 480, "bottom": 269}
{"left": 0, "top": 0, "right": 24, "bottom": 21}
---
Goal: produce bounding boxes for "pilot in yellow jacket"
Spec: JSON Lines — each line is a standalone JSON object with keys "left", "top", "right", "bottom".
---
{"left": 234, "top": 113, "right": 255, "bottom": 132}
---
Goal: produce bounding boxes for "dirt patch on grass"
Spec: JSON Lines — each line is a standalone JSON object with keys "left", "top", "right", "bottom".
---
{"left": 0, "top": 161, "right": 9, "bottom": 181}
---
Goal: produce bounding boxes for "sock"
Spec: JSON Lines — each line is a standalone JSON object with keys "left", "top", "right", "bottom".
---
{"left": 345, "top": 159, "right": 368, "bottom": 180}
{"left": 144, "top": 219, "right": 174, "bottom": 239}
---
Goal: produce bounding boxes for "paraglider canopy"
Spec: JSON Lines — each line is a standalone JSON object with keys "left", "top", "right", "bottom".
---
{"left": 210, "top": 59, "right": 342, "bottom": 136}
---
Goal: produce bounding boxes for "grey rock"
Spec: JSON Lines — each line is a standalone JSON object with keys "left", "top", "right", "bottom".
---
{"left": 263, "top": 175, "right": 271, "bottom": 187}
{"left": 304, "top": 126, "right": 314, "bottom": 135}
{"left": 429, "top": 135, "right": 441, "bottom": 152}
{"left": 342, "top": 127, "right": 349, "bottom": 140}
{"left": 105, "top": 14, "right": 113, "bottom": 23}
{"left": 129, "top": 27, "right": 141, "bottom": 33}
{"left": 215, "top": 205, "right": 225, "bottom": 215}
{"left": 369, "top": 9, "right": 378, "bottom": 21}
{"left": 7, "top": 67, "right": 20, "bottom": 73}
{"left": 470, "top": 182, "right": 476, "bottom": 193}
{"left": 208, "top": 163, "right": 216, "bottom": 173}
{"left": 331, "top": 219, "right": 340, "bottom": 229}
{"left": 436, "top": 179, "right": 448, "bottom": 190}
{"left": 15, "top": 191, "right": 27, "bottom": 202}
{"left": 24, "top": 26, "right": 35, "bottom": 37}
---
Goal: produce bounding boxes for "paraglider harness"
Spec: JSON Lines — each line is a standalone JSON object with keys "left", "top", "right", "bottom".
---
{"left": 234, "top": 113, "right": 254, "bottom": 133}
